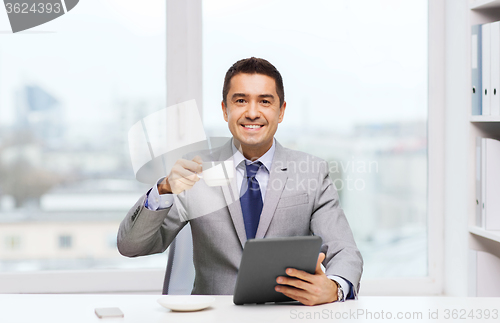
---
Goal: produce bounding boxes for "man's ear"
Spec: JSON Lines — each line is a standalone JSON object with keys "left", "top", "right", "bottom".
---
{"left": 278, "top": 101, "right": 286, "bottom": 123}
{"left": 222, "top": 101, "right": 228, "bottom": 122}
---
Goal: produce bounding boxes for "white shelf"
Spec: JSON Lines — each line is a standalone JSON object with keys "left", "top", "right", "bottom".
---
{"left": 468, "top": 0, "right": 500, "bottom": 298}
{"left": 470, "top": 115, "right": 500, "bottom": 122}
{"left": 469, "top": 226, "right": 500, "bottom": 243}
{"left": 470, "top": 0, "right": 500, "bottom": 10}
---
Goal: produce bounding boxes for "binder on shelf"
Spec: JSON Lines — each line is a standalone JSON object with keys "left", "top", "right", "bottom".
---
{"left": 482, "top": 23, "right": 491, "bottom": 116}
{"left": 491, "top": 22, "right": 500, "bottom": 115}
{"left": 476, "top": 136, "right": 482, "bottom": 227}
{"left": 481, "top": 138, "right": 486, "bottom": 228}
{"left": 472, "top": 24, "right": 482, "bottom": 115}
{"left": 483, "top": 138, "right": 500, "bottom": 230}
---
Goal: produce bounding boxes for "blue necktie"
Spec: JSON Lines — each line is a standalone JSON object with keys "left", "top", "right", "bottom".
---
{"left": 240, "top": 162, "right": 263, "bottom": 240}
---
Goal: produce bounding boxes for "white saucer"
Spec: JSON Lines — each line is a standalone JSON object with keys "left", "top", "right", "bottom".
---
{"left": 157, "top": 295, "right": 216, "bottom": 312}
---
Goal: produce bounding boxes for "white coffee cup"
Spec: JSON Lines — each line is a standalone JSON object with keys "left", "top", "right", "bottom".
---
{"left": 199, "top": 161, "right": 234, "bottom": 187}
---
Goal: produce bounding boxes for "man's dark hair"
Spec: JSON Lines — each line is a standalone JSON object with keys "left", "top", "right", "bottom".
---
{"left": 222, "top": 57, "right": 285, "bottom": 108}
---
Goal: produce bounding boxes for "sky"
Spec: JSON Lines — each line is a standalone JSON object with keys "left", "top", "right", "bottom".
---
{"left": 0, "top": 0, "right": 166, "bottom": 137}
{"left": 202, "top": 0, "right": 428, "bottom": 134}
{"left": 0, "top": 0, "right": 427, "bottom": 137}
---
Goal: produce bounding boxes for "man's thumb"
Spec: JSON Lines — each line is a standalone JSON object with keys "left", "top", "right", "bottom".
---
{"left": 316, "top": 252, "right": 326, "bottom": 274}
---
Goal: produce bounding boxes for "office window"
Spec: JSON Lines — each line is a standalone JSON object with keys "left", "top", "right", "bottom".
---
{"left": 0, "top": 1, "right": 166, "bottom": 271}
{"left": 203, "top": 0, "right": 428, "bottom": 278}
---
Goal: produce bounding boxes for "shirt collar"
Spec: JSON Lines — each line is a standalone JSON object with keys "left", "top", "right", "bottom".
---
{"left": 231, "top": 138, "right": 276, "bottom": 172}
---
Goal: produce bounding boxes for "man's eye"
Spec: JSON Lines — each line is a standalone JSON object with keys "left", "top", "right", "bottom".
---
{"left": 236, "top": 99, "right": 245, "bottom": 103}
{"left": 262, "top": 100, "right": 270, "bottom": 104}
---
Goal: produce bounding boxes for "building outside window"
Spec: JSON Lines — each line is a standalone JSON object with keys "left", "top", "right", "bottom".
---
{"left": 5, "top": 236, "right": 21, "bottom": 251}
{"left": 58, "top": 235, "right": 72, "bottom": 249}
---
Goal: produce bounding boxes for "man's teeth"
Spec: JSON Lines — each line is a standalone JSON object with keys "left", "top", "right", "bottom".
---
{"left": 243, "top": 125, "right": 262, "bottom": 129}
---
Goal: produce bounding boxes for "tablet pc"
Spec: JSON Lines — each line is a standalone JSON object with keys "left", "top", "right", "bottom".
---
{"left": 233, "top": 236, "right": 322, "bottom": 305}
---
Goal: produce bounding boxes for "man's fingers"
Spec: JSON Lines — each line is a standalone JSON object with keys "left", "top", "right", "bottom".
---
{"left": 276, "top": 276, "right": 310, "bottom": 291}
{"left": 285, "top": 268, "right": 314, "bottom": 284}
{"left": 172, "top": 165, "right": 200, "bottom": 183}
{"left": 178, "top": 158, "right": 203, "bottom": 174}
{"left": 167, "top": 159, "right": 203, "bottom": 194}
{"left": 165, "top": 158, "right": 205, "bottom": 195}
{"left": 277, "top": 253, "right": 335, "bottom": 306}
{"left": 315, "top": 253, "right": 326, "bottom": 274}
{"left": 169, "top": 175, "right": 197, "bottom": 195}
{"left": 284, "top": 253, "right": 325, "bottom": 281}
{"left": 275, "top": 285, "right": 312, "bottom": 305}
{"left": 192, "top": 155, "right": 203, "bottom": 165}
{"left": 192, "top": 156, "right": 203, "bottom": 178}
{"left": 172, "top": 175, "right": 196, "bottom": 187}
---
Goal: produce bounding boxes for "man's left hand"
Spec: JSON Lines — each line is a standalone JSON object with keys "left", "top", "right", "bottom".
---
{"left": 275, "top": 253, "right": 338, "bottom": 306}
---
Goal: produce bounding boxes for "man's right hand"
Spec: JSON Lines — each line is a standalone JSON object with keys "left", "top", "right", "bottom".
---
{"left": 158, "top": 156, "right": 203, "bottom": 195}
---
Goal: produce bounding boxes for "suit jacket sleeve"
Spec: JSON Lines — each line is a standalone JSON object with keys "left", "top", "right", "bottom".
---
{"left": 310, "top": 160, "right": 363, "bottom": 294}
{"left": 117, "top": 192, "right": 187, "bottom": 257}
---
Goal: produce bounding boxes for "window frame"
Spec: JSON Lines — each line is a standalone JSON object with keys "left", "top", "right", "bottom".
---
{"left": 360, "top": 0, "right": 445, "bottom": 295}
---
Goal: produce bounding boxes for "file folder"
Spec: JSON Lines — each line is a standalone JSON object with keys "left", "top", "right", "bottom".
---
{"left": 483, "top": 23, "right": 491, "bottom": 116}
{"left": 483, "top": 138, "right": 500, "bottom": 230}
{"left": 481, "top": 138, "right": 486, "bottom": 228}
{"left": 491, "top": 22, "right": 500, "bottom": 115}
{"left": 476, "top": 136, "right": 482, "bottom": 227}
{"left": 472, "top": 24, "right": 482, "bottom": 115}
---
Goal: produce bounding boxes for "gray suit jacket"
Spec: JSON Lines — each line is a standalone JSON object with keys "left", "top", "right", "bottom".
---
{"left": 118, "top": 140, "right": 363, "bottom": 295}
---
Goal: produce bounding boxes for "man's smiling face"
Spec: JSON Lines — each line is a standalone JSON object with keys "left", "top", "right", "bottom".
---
{"left": 222, "top": 73, "right": 286, "bottom": 160}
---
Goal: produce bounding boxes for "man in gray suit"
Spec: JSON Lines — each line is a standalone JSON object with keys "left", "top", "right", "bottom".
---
{"left": 118, "top": 57, "right": 362, "bottom": 306}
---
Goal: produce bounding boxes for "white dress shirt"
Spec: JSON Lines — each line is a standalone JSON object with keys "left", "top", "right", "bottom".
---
{"left": 232, "top": 139, "right": 275, "bottom": 201}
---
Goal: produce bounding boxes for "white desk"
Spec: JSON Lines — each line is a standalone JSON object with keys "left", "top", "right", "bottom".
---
{"left": 1, "top": 294, "right": 499, "bottom": 322}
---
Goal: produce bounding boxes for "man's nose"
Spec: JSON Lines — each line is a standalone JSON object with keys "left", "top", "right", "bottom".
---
{"left": 245, "top": 101, "right": 260, "bottom": 120}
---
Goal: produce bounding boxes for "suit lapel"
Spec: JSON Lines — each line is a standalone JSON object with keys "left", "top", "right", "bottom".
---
{"left": 255, "top": 141, "right": 288, "bottom": 239}
{"left": 218, "top": 140, "right": 247, "bottom": 248}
